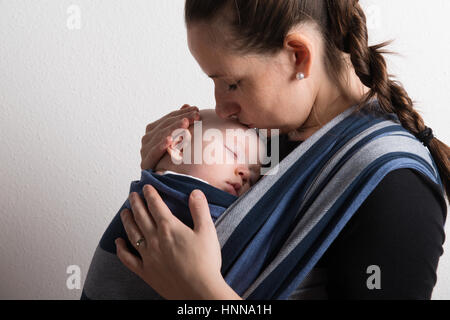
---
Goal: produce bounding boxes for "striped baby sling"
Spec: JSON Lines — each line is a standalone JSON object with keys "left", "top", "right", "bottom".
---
{"left": 82, "top": 99, "right": 445, "bottom": 300}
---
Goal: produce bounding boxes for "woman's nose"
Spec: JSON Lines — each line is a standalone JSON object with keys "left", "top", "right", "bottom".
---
{"left": 215, "top": 103, "right": 241, "bottom": 120}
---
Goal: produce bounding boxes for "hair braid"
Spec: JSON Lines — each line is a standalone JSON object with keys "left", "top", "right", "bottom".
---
{"left": 330, "top": 0, "right": 450, "bottom": 198}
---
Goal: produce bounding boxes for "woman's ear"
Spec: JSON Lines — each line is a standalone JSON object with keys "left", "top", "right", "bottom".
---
{"left": 167, "top": 128, "right": 192, "bottom": 165}
{"left": 284, "top": 32, "right": 313, "bottom": 79}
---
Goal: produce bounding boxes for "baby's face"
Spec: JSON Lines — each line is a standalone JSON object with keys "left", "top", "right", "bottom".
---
{"left": 156, "top": 110, "right": 265, "bottom": 196}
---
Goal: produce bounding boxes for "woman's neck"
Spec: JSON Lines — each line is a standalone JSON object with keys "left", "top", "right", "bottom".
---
{"left": 290, "top": 62, "right": 371, "bottom": 142}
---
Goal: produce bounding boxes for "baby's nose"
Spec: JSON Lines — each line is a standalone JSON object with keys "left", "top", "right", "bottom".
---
{"left": 236, "top": 166, "right": 250, "bottom": 184}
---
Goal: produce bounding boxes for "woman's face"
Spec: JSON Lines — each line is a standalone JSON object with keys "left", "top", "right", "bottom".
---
{"left": 187, "top": 22, "right": 317, "bottom": 136}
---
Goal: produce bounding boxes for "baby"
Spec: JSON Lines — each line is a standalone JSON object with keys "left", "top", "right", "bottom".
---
{"left": 81, "top": 109, "right": 266, "bottom": 300}
{"left": 153, "top": 109, "right": 264, "bottom": 197}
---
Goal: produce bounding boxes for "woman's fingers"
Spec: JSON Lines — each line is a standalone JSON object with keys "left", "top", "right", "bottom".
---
{"left": 141, "top": 116, "right": 190, "bottom": 147}
{"left": 140, "top": 137, "right": 169, "bottom": 170}
{"left": 115, "top": 238, "right": 143, "bottom": 276}
{"left": 145, "top": 106, "right": 195, "bottom": 132}
{"left": 129, "top": 192, "right": 157, "bottom": 238}
{"left": 142, "top": 185, "right": 176, "bottom": 228}
{"left": 180, "top": 104, "right": 193, "bottom": 110}
{"left": 140, "top": 135, "right": 175, "bottom": 170}
{"left": 140, "top": 110, "right": 201, "bottom": 170}
{"left": 145, "top": 106, "right": 199, "bottom": 133}
{"left": 158, "top": 110, "right": 201, "bottom": 134}
{"left": 188, "top": 190, "right": 214, "bottom": 234}
{"left": 120, "top": 208, "right": 145, "bottom": 250}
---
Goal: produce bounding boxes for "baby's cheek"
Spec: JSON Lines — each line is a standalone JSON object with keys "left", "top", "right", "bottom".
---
{"left": 194, "top": 165, "right": 223, "bottom": 183}
{"left": 183, "top": 166, "right": 211, "bottom": 183}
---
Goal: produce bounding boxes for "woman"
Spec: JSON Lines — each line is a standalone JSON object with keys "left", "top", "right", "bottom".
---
{"left": 114, "top": 0, "right": 449, "bottom": 299}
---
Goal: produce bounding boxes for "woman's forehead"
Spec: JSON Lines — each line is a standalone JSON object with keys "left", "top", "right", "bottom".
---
{"left": 188, "top": 24, "right": 253, "bottom": 74}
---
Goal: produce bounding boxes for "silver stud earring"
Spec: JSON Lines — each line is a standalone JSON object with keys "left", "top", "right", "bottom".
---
{"left": 296, "top": 72, "right": 305, "bottom": 80}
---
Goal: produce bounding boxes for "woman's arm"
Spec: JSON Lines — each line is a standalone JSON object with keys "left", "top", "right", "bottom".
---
{"left": 317, "top": 168, "right": 447, "bottom": 299}
{"left": 115, "top": 185, "right": 243, "bottom": 300}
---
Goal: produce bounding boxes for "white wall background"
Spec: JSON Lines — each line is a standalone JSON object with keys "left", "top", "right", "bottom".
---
{"left": 0, "top": 0, "right": 449, "bottom": 300}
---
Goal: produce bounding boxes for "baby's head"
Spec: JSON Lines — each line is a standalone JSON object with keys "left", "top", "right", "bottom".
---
{"left": 154, "top": 109, "right": 265, "bottom": 196}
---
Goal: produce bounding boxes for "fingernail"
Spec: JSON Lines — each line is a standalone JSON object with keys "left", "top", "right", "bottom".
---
{"left": 192, "top": 189, "right": 203, "bottom": 199}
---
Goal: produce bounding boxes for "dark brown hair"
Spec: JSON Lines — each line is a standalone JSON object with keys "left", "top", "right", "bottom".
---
{"left": 185, "top": 0, "right": 450, "bottom": 199}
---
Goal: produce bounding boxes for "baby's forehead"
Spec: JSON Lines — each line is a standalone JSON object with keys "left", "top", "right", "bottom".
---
{"left": 184, "top": 111, "right": 263, "bottom": 167}
{"left": 192, "top": 110, "right": 253, "bottom": 135}
{"left": 199, "top": 113, "right": 259, "bottom": 139}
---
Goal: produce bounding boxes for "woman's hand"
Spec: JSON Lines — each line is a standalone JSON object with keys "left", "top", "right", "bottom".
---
{"left": 140, "top": 104, "right": 201, "bottom": 170}
{"left": 115, "top": 185, "right": 242, "bottom": 300}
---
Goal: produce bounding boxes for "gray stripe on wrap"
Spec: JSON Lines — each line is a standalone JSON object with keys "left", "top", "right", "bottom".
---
{"left": 83, "top": 245, "right": 163, "bottom": 300}
{"left": 243, "top": 134, "right": 436, "bottom": 298}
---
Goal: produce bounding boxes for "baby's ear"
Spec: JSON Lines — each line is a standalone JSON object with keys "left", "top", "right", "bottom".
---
{"left": 167, "top": 128, "right": 192, "bottom": 164}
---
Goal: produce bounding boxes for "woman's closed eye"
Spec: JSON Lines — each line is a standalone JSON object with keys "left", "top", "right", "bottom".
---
{"left": 228, "top": 80, "right": 241, "bottom": 92}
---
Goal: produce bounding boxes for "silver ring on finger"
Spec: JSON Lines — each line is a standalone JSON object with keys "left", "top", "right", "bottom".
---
{"left": 136, "top": 237, "right": 146, "bottom": 248}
